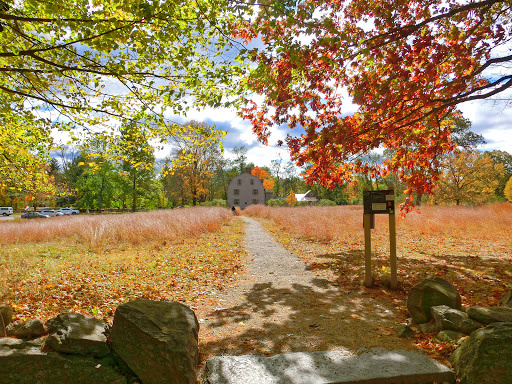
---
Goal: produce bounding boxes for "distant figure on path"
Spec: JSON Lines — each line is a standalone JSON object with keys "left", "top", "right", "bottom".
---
{"left": 231, "top": 206, "right": 236, "bottom": 215}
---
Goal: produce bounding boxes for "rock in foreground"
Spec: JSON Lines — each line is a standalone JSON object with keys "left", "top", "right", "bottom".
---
{"left": 451, "top": 322, "right": 512, "bottom": 384}
{"left": 0, "top": 337, "right": 126, "bottom": 384}
{"left": 407, "top": 276, "right": 461, "bottom": 324}
{"left": 111, "top": 299, "right": 199, "bottom": 384}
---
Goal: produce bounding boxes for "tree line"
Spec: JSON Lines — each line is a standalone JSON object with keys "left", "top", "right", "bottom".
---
{"left": 1, "top": 119, "right": 511, "bottom": 211}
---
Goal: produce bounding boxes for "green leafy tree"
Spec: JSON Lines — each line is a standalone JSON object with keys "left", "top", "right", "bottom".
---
{"left": 118, "top": 125, "right": 158, "bottom": 212}
{"left": 487, "top": 150, "right": 512, "bottom": 198}
{"left": 75, "top": 135, "right": 122, "bottom": 210}
{"left": 75, "top": 163, "right": 121, "bottom": 210}
{"left": 0, "top": 0, "right": 249, "bottom": 187}
{"left": 57, "top": 150, "right": 87, "bottom": 207}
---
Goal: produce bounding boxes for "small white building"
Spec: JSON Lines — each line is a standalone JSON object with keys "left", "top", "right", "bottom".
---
{"left": 227, "top": 168, "right": 273, "bottom": 209}
{"left": 294, "top": 190, "right": 317, "bottom": 203}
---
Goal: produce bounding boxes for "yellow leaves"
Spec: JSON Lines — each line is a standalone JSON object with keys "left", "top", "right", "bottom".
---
{"left": 1, "top": 210, "right": 246, "bottom": 324}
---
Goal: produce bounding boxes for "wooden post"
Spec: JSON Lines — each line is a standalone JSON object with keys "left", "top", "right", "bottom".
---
{"left": 363, "top": 213, "right": 373, "bottom": 287}
{"left": 389, "top": 211, "right": 397, "bottom": 289}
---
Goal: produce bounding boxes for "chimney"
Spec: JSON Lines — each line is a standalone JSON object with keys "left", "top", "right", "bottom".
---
{"left": 246, "top": 167, "right": 252, "bottom": 174}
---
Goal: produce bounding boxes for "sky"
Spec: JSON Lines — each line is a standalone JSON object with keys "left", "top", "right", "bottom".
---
{"left": 48, "top": 2, "right": 512, "bottom": 171}
{"left": 155, "top": 94, "right": 512, "bottom": 171}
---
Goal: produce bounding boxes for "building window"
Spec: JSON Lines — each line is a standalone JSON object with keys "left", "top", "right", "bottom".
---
{"left": 252, "top": 189, "right": 259, "bottom": 195}
{"left": 234, "top": 199, "right": 240, "bottom": 205}
{"left": 237, "top": 179, "right": 242, "bottom": 185}
{"left": 252, "top": 199, "right": 259, "bottom": 204}
{"left": 234, "top": 189, "right": 239, "bottom": 195}
{"left": 250, "top": 179, "right": 254, "bottom": 185}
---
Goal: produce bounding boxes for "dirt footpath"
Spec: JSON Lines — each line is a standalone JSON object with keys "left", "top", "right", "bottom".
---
{"left": 197, "top": 217, "right": 417, "bottom": 379}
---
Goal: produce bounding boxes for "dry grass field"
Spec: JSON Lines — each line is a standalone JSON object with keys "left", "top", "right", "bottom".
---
{"left": 0, "top": 207, "right": 246, "bottom": 324}
{"left": 2, "top": 203, "right": 511, "bottom": 362}
{"left": 243, "top": 203, "right": 512, "bottom": 358}
{"left": 243, "top": 203, "right": 512, "bottom": 303}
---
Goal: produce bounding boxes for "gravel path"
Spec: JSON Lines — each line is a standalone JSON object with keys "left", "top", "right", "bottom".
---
{"left": 243, "top": 216, "right": 330, "bottom": 288}
{"left": 198, "top": 216, "right": 414, "bottom": 376}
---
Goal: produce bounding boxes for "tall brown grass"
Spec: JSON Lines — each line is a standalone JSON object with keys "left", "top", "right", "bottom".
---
{"left": 0, "top": 207, "right": 232, "bottom": 247}
{"left": 243, "top": 203, "right": 512, "bottom": 243}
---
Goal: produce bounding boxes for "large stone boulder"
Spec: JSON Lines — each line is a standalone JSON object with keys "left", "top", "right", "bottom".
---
{"left": 467, "top": 306, "right": 512, "bottom": 325}
{"left": 407, "top": 276, "right": 461, "bottom": 324}
{"left": 111, "top": 299, "right": 199, "bottom": 384}
{"left": 450, "top": 322, "right": 512, "bottom": 384}
{"left": 436, "top": 329, "right": 467, "bottom": 342}
{"left": 0, "top": 305, "right": 13, "bottom": 337}
{"left": 0, "top": 337, "right": 126, "bottom": 384}
{"left": 43, "top": 313, "right": 110, "bottom": 357}
{"left": 431, "top": 305, "right": 480, "bottom": 334}
{"left": 7, "top": 318, "right": 47, "bottom": 340}
{"left": 500, "top": 291, "right": 512, "bottom": 307}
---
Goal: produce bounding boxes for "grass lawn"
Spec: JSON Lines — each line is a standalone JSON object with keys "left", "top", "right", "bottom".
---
{"left": 0, "top": 207, "right": 247, "bottom": 324}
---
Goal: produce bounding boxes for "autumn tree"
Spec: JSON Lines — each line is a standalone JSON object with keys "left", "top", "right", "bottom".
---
{"left": 505, "top": 176, "right": 512, "bottom": 203}
{"left": 251, "top": 166, "right": 275, "bottom": 191}
{"left": 286, "top": 190, "right": 297, "bottom": 207}
{"left": 433, "top": 151, "right": 505, "bottom": 205}
{"left": 164, "top": 121, "right": 224, "bottom": 206}
{"left": 237, "top": 0, "right": 512, "bottom": 210}
{"left": 0, "top": 111, "right": 55, "bottom": 195}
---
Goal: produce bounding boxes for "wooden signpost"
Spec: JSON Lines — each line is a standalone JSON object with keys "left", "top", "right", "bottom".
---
{"left": 362, "top": 189, "right": 397, "bottom": 289}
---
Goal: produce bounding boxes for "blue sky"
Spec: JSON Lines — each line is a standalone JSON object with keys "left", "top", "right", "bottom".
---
{"left": 156, "top": 94, "right": 512, "bottom": 171}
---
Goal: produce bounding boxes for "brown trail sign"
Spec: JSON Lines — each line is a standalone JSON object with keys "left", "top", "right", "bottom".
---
{"left": 362, "top": 189, "right": 397, "bottom": 289}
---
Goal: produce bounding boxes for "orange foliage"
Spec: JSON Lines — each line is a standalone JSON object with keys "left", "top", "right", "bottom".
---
{"left": 263, "top": 178, "right": 274, "bottom": 191}
{"left": 252, "top": 166, "right": 274, "bottom": 191}
{"left": 251, "top": 166, "right": 269, "bottom": 179}
{"left": 238, "top": 1, "right": 511, "bottom": 210}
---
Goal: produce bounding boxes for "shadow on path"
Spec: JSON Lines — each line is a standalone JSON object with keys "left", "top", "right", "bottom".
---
{"left": 199, "top": 218, "right": 415, "bottom": 361}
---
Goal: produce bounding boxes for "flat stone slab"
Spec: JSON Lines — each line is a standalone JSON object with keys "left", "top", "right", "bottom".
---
{"left": 206, "top": 348, "right": 455, "bottom": 384}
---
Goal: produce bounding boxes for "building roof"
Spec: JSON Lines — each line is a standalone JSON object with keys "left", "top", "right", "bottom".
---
{"left": 295, "top": 190, "right": 317, "bottom": 202}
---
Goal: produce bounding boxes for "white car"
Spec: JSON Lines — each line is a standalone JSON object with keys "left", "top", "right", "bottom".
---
{"left": 57, "top": 207, "right": 80, "bottom": 215}
{"left": 0, "top": 207, "right": 13, "bottom": 216}
{"left": 39, "top": 209, "right": 64, "bottom": 217}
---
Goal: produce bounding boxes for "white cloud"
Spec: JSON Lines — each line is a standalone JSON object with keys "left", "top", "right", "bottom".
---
{"left": 459, "top": 97, "right": 512, "bottom": 153}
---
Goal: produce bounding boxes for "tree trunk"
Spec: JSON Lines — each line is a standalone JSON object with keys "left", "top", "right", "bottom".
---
{"left": 131, "top": 171, "right": 137, "bottom": 212}
{"left": 98, "top": 174, "right": 105, "bottom": 212}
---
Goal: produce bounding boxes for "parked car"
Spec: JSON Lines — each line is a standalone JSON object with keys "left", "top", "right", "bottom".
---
{"left": 0, "top": 207, "right": 13, "bottom": 216}
{"left": 57, "top": 207, "right": 80, "bottom": 215}
{"left": 39, "top": 209, "right": 64, "bottom": 217}
{"left": 21, "top": 212, "right": 50, "bottom": 219}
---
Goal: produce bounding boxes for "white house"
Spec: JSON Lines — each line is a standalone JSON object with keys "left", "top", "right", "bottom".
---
{"left": 294, "top": 190, "right": 317, "bottom": 203}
